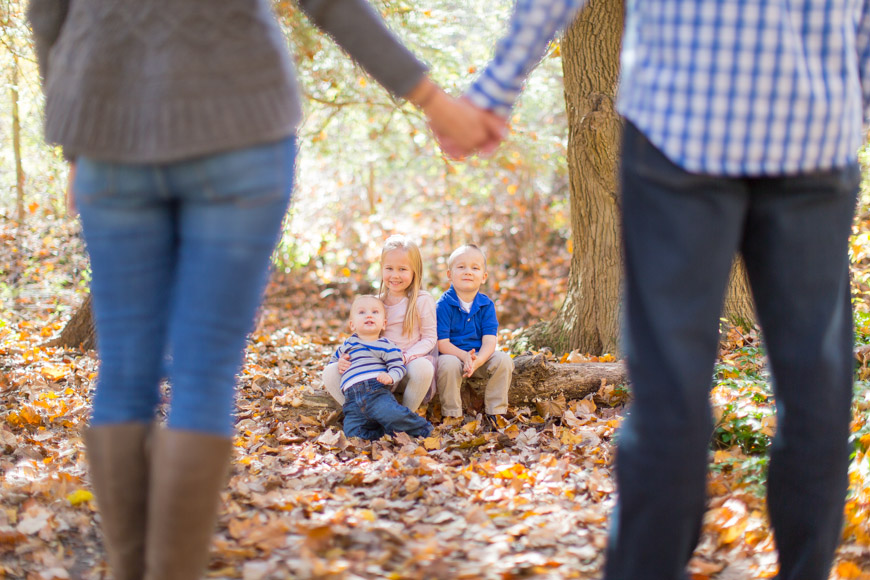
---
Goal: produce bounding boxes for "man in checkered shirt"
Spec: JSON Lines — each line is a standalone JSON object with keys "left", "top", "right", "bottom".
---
{"left": 457, "top": 1, "right": 870, "bottom": 579}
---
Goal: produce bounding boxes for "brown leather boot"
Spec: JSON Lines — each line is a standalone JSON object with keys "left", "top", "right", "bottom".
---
{"left": 84, "top": 422, "right": 151, "bottom": 580}
{"left": 144, "top": 429, "right": 232, "bottom": 580}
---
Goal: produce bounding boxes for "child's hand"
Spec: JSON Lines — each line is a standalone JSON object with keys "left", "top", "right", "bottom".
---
{"left": 403, "top": 353, "right": 420, "bottom": 364}
{"left": 377, "top": 372, "right": 393, "bottom": 385}
{"left": 337, "top": 354, "right": 351, "bottom": 374}
{"left": 462, "top": 349, "right": 477, "bottom": 378}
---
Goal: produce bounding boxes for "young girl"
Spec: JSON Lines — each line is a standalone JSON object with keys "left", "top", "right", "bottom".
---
{"left": 323, "top": 235, "right": 436, "bottom": 411}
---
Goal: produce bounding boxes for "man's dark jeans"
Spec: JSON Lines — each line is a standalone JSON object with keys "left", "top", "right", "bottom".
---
{"left": 342, "top": 379, "right": 433, "bottom": 440}
{"left": 604, "top": 122, "right": 859, "bottom": 580}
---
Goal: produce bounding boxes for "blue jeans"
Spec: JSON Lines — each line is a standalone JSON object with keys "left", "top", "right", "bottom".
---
{"left": 75, "top": 137, "right": 296, "bottom": 436}
{"left": 342, "top": 379, "right": 433, "bottom": 440}
{"left": 605, "top": 123, "right": 857, "bottom": 580}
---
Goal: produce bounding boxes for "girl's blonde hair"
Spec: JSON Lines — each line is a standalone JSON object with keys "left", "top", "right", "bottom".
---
{"left": 379, "top": 234, "right": 423, "bottom": 337}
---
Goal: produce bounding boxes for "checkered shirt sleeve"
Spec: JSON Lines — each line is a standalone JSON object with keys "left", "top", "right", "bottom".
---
{"left": 471, "top": 0, "right": 869, "bottom": 176}
{"left": 465, "top": 0, "right": 585, "bottom": 117}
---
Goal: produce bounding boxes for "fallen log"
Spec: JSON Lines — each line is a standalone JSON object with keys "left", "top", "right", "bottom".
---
{"left": 506, "top": 354, "right": 627, "bottom": 405}
{"left": 291, "top": 354, "right": 629, "bottom": 416}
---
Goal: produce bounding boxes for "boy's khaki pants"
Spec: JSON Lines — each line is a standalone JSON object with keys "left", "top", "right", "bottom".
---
{"left": 322, "top": 358, "right": 433, "bottom": 412}
{"left": 436, "top": 351, "right": 513, "bottom": 417}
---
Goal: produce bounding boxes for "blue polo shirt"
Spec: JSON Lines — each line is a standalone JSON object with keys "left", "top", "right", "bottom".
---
{"left": 435, "top": 286, "right": 499, "bottom": 352}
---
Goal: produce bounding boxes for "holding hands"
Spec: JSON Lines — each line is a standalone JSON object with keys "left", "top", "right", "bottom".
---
{"left": 408, "top": 78, "right": 508, "bottom": 160}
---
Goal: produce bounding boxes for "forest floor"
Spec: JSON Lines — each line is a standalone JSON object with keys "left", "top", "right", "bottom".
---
{"left": 3, "top": 215, "right": 870, "bottom": 579}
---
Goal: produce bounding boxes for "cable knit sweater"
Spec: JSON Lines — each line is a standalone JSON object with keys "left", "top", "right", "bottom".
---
{"left": 27, "top": 0, "right": 428, "bottom": 163}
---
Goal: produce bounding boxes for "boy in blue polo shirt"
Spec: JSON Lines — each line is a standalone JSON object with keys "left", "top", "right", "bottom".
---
{"left": 435, "top": 244, "right": 513, "bottom": 428}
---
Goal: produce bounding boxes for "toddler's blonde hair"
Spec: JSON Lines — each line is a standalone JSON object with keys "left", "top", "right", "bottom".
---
{"left": 379, "top": 235, "right": 423, "bottom": 338}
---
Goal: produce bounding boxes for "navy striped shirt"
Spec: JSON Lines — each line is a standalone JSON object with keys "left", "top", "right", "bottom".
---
{"left": 329, "top": 335, "right": 406, "bottom": 392}
{"left": 466, "top": 0, "right": 870, "bottom": 176}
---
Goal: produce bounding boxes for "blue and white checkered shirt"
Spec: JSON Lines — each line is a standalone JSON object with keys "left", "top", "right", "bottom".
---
{"left": 466, "top": 0, "right": 870, "bottom": 176}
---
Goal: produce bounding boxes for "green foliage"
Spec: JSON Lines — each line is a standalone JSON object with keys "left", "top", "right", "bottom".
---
{"left": 711, "top": 389, "right": 772, "bottom": 455}
{"left": 710, "top": 454, "right": 770, "bottom": 497}
{"left": 851, "top": 381, "right": 870, "bottom": 456}
{"left": 708, "top": 339, "right": 775, "bottom": 491}
{"left": 856, "top": 311, "right": 870, "bottom": 346}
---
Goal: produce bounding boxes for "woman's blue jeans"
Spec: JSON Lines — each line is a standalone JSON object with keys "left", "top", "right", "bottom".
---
{"left": 75, "top": 137, "right": 296, "bottom": 436}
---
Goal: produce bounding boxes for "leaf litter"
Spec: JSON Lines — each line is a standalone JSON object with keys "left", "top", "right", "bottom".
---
{"left": 4, "top": 221, "right": 870, "bottom": 578}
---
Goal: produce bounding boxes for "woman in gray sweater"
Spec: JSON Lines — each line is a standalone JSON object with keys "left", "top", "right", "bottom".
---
{"left": 28, "top": 1, "right": 495, "bottom": 578}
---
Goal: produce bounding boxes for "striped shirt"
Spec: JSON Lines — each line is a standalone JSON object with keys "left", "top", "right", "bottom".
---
{"left": 466, "top": 0, "right": 870, "bottom": 176}
{"left": 329, "top": 335, "right": 406, "bottom": 392}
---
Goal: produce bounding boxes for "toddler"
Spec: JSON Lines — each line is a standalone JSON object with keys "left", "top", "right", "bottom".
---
{"left": 329, "top": 295, "right": 433, "bottom": 440}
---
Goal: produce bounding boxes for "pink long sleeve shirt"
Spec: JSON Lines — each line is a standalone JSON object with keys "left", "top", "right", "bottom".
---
{"left": 382, "top": 290, "right": 437, "bottom": 359}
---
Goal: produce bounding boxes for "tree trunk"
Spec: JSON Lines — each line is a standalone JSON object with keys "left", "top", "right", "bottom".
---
{"left": 517, "top": 0, "right": 755, "bottom": 356}
{"left": 11, "top": 56, "right": 25, "bottom": 224}
{"left": 47, "top": 294, "right": 96, "bottom": 351}
{"left": 723, "top": 256, "right": 755, "bottom": 328}
{"left": 521, "top": 0, "right": 624, "bottom": 357}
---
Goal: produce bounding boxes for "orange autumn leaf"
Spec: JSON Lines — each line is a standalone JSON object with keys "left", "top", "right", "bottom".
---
{"left": 20, "top": 406, "right": 42, "bottom": 426}
{"left": 41, "top": 365, "right": 67, "bottom": 382}
{"left": 836, "top": 561, "right": 865, "bottom": 579}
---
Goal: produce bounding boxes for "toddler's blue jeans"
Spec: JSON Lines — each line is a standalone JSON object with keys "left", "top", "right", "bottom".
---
{"left": 75, "top": 137, "right": 296, "bottom": 436}
{"left": 342, "top": 379, "right": 433, "bottom": 440}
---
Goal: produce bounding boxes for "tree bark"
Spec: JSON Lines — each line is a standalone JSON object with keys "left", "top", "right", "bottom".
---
{"left": 723, "top": 256, "right": 755, "bottom": 328}
{"left": 506, "top": 355, "right": 625, "bottom": 404}
{"left": 47, "top": 294, "right": 96, "bottom": 351}
{"left": 520, "top": 0, "right": 624, "bottom": 357}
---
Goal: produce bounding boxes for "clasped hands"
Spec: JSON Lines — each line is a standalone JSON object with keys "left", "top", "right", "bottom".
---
{"left": 408, "top": 78, "right": 508, "bottom": 160}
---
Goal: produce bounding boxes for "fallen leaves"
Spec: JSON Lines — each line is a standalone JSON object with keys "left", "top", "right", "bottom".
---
{"left": 6, "top": 219, "right": 870, "bottom": 578}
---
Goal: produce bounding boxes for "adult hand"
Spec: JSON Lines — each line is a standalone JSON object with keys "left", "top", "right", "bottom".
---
{"left": 337, "top": 354, "right": 351, "bottom": 374}
{"left": 464, "top": 101, "right": 508, "bottom": 157}
{"left": 407, "top": 78, "right": 506, "bottom": 159}
{"left": 434, "top": 102, "right": 508, "bottom": 159}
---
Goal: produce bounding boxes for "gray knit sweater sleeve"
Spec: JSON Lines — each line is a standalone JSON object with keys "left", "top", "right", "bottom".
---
{"left": 299, "top": 0, "right": 428, "bottom": 99}
{"left": 27, "top": 0, "right": 69, "bottom": 81}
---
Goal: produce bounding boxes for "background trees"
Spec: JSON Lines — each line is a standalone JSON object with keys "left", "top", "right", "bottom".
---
{"left": 521, "top": 0, "right": 624, "bottom": 356}
{"left": 1, "top": 0, "right": 756, "bottom": 355}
